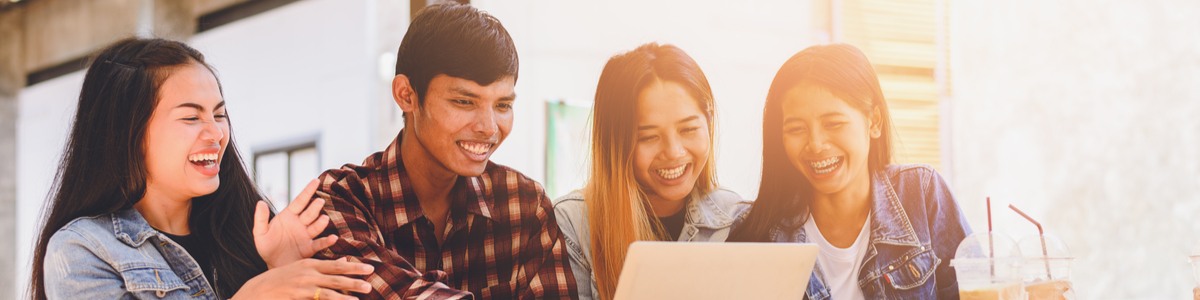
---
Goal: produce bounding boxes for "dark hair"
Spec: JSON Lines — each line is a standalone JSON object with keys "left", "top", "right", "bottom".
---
{"left": 730, "top": 44, "right": 894, "bottom": 242}
{"left": 30, "top": 38, "right": 267, "bottom": 299}
{"left": 586, "top": 42, "right": 718, "bottom": 299}
{"left": 395, "top": 2, "right": 517, "bottom": 107}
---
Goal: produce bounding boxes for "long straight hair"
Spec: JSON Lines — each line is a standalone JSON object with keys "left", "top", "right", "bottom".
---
{"left": 730, "top": 44, "right": 894, "bottom": 242}
{"left": 30, "top": 38, "right": 268, "bottom": 299}
{"left": 586, "top": 43, "right": 717, "bottom": 300}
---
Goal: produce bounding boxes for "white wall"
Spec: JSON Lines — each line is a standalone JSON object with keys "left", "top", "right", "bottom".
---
{"left": 949, "top": 1, "right": 1200, "bottom": 298}
{"left": 190, "top": 0, "right": 380, "bottom": 173}
{"left": 14, "top": 70, "right": 84, "bottom": 299}
{"left": 478, "top": 0, "right": 824, "bottom": 199}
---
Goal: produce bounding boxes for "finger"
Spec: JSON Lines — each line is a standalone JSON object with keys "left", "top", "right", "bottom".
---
{"left": 312, "top": 258, "right": 375, "bottom": 276}
{"left": 306, "top": 215, "right": 331, "bottom": 237}
{"left": 311, "top": 288, "right": 359, "bottom": 300}
{"left": 314, "top": 275, "right": 372, "bottom": 294}
{"left": 310, "top": 235, "right": 338, "bottom": 252}
{"left": 300, "top": 198, "right": 325, "bottom": 224}
{"left": 286, "top": 179, "right": 322, "bottom": 215}
{"left": 253, "top": 201, "right": 269, "bottom": 237}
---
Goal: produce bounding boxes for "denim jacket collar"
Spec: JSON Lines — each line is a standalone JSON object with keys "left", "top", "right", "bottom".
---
{"left": 778, "top": 169, "right": 926, "bottom": 300}
{"left": 867, "top": 170, "right": 922, "bottom": 248}
{"left": 685, "top": 192, "right": 738, "bottom": 230}
{"left": 112, "top": 208, "right": 162, "bottom": 248}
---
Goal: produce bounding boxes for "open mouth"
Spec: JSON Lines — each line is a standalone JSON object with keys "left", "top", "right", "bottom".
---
{"left": 655, "top": 163, "right": 690, "bottom": 180}
{"left": 808, "top": 156, "right": 843, "bottom": 175}
{"left": 457, "top": 141, "right": 494, "bottom": 156}
{"left": 188, "top": 153, "right": 219, "bottom": 168}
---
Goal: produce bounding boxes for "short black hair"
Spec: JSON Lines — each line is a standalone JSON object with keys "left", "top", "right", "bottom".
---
{"left": 396, "top": 2, "right": 518, "bottom": 104}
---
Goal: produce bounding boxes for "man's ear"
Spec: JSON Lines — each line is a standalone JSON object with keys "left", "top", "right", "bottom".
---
{"left": 393, "top": 74, "right": 418, "bottom": 114}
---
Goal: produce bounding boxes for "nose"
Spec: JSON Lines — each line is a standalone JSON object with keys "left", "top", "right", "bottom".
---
{"left": 472, "top": 108, "right": 499, "bottom": 137}
{"left": 806, "top": 127, "right": 829, "bottom": 154}
{"left": 661, "top": 134, "right": 687, "bottom": 161}
{"left": 200, "top": 119, "right": 225, "bottom": 143}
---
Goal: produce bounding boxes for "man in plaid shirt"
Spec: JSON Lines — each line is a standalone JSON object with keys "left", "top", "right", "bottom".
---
{"left": 312, "top": 3, "right": 577, "bottom": 299}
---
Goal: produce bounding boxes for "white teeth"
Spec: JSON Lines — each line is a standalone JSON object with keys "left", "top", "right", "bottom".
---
{"left": 809, "top": 156, "right": 842, "bottom": 174}
{"left": 655, "top": 164, "right": 688, "bottom": 180}
{"left": 459, "top": 142, "right": 491, "bottom": 155}
{"left": 188, "top": 153, "right": 218, "bottom": 164}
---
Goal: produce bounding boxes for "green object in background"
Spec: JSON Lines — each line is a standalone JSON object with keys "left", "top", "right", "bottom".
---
{"left": 545, "top": 100, "right": 592, "bottom": 199}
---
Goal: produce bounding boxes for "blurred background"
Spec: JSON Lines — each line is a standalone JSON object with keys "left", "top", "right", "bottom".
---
{"left": 1, "top": 0, "right": 1197, "bottom": 298}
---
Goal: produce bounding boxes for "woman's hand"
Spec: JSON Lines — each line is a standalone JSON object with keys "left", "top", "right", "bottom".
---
{"left": 254, "top": 179, "right": 339, "bottom": 268}
{"left": 232, "top": 257, "right": 374, "bottom": 300}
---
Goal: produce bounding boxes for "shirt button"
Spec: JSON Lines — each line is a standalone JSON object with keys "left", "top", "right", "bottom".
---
{"left": 888, "top": 265, "right": 894, "bottom": 271}
{"left": 156, "top": 290, "right": 166, "bottom": 298}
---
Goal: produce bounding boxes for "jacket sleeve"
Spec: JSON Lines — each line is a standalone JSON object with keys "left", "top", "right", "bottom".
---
{"left": 923, "top": 168, "right": 972, "bottom": 299}
{"left": 313, "top": 169, "right": 472, "bottom": 300}
{"left": 553, "top": 198, "right": 596, "bottom": 300}
{"left": 43, "top": 229, "right": 131, "bottom": 300}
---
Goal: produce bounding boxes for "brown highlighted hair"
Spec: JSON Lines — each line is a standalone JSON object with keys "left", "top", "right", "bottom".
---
{"left": 586, "top": 43, "right": 717, "bottom": 299}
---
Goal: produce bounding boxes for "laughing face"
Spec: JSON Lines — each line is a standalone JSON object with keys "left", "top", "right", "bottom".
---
{"left": 633, "top": 79, "right": 710, "bottom": 213}
{"left": 402, "top": 74, "right": 515, "bottom": 176}
{"left": 780, "top": 84, "right": 880, "bottom": 197}
{"left": 143, "top": 62, "right": 229, "bottom": 201}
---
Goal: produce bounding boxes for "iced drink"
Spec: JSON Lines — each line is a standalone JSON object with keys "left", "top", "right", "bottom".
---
{"left": 1024, "top": 279, "right": 1072, "bottom": 300}
{"left": 959, "top": 282, "right": 1024, "bottom": 300}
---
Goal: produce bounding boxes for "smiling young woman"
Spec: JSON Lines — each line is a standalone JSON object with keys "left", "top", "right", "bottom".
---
{"left": 30, "top": 38, "right": 372, "bottom": 300}
{"left": 730, "top": 44, "right": 972, "bottom": 299}
{"left": 552, "top": 43, "right": 750, "bottom": 300}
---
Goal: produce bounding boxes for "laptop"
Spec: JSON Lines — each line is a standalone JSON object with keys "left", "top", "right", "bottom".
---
{"left": 613, "top": 241, "right": 818, "bottom": 300}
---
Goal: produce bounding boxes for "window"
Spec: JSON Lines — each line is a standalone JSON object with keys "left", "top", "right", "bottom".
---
{"left": 253, "top": 139, "right": 320, "bottom": 210}
{"left": 833, "top": 0, "right": 950, "bottom": 169}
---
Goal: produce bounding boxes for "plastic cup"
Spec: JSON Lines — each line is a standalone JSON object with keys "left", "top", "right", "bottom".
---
{"left": 952, "top": 232, "right": 1025, "bottom": 300}
{"left": 1018, "top": 234, "right": 1074, "bottom": 300}
{"left": 1190, "top": 255, "right": 1200, "bottom": 300}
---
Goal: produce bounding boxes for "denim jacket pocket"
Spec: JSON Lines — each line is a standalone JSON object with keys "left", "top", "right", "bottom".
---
{"left": 120, "top": 265, "right": 190, "bottom": 297}
{"left": 881, "top": 249, "right": 939, "bottom": 290}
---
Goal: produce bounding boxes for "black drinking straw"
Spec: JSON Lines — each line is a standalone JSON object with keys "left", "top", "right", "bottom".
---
{"left": 1009, "top": 204, "right": 1053, "bottom": 280}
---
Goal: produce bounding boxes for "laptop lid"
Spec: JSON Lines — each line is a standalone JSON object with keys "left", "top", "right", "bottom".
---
{"left": 614, "top": 241, "right": 818, "bottom": 300}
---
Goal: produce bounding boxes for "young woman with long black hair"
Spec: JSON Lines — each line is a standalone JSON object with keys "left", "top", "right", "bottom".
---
{"left": 30, "top": 38, "right": 373, "bottom": 299}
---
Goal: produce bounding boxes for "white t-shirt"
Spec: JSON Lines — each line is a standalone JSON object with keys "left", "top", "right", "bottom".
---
{"left": 804, "top": 214, "right": 871, "bottom": 300}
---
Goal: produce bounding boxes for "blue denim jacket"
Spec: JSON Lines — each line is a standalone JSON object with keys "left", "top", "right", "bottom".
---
{"left": 43, "top": 208, "right": 219, "bottom": 299}
{"left": 768, "top": 164, "right": 971, "bottom": 300}
{"left": 553, "top": 188, "right": 751, "bottom": 300}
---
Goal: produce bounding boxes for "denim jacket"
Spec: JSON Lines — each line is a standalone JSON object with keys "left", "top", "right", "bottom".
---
{"left": 552, "top": 188, "right": 751, "bottom": 300}
{"left": 43, "top": 208, "right": 219, "bottom": 299}
{"left": 768, "top": 164, "right": 971, "bottom": 300}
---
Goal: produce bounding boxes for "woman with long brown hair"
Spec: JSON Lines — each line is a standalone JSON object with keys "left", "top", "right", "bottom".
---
{"left": 552, "top": 43, "right": 749, "bottom": 300}
{"left": 729, "top": 44, "right": 971, "bottom": 299}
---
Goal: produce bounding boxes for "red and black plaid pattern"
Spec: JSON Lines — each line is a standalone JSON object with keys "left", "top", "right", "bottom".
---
{"left": 314, "top": 135, "right": 577, "bottom": 299}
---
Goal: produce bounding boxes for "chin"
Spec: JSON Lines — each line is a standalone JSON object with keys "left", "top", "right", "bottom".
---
{"left": 192, "top": 181, "right": 221, "bottom": 196}
{"left": 451, "top": 164, "right": 488, "bottom": 177}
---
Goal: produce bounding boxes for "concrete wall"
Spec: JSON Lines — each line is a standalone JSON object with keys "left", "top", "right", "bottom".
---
{"left": 948, "top": 1, "right": 1200, "bottom": 298}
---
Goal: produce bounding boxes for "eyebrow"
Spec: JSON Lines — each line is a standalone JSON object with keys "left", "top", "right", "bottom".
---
{"left": 638, "top": 115, "right": 701, "bottom": 130}
{"left": 174, "top": 101, "right": 226, "bottom": 111}
{"left": 784, "top": 112, "right": 845, "bottom": 123}
{"left": 449, "top": 86, "right": 517, "bottom": 102}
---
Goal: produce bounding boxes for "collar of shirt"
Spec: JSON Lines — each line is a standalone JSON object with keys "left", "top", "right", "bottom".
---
{"left": 112, "top": 207, "right": 160, "bottom": 247}
{"left": 375, "top": 130, "right": 496, "bottom": 229}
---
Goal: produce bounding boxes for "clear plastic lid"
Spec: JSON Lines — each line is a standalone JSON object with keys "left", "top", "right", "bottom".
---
{"left": 954, "top": 232, "right": 1022, "bottom": 262}
{"left": 1017, "top": 233, "right": 1071, "bottom": 259}
{"left": 1189, "top": 255, "right": 1200, "bottom": 286}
